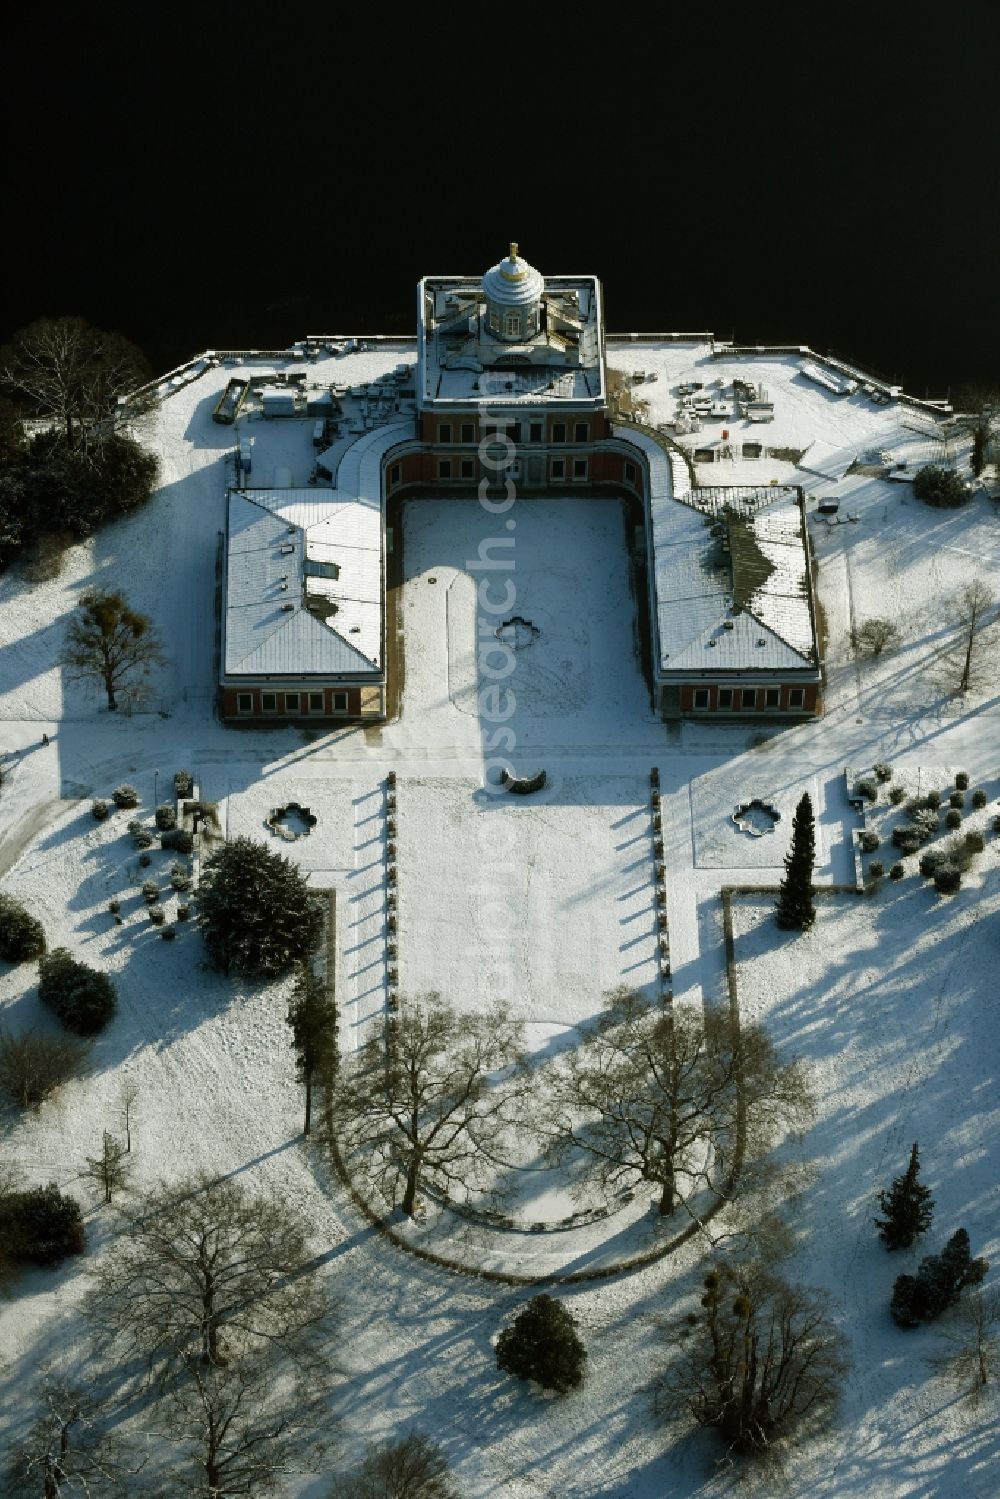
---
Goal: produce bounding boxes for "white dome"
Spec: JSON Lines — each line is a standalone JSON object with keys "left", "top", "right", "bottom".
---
{"left": 482, "top": 242, "right": 544, "bottom": 308}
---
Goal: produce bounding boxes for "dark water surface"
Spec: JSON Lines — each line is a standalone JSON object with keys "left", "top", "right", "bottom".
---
{"left": 4, "top": 5, "right": 997, "bottom": 395}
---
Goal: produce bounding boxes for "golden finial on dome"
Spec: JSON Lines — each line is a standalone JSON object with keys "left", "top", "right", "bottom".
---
{"left": 510, "top": 240, "right": 518, "bottom": 260}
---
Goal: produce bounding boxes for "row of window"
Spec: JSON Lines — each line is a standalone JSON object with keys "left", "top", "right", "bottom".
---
{"left": 691, "top": 686, "right": 807, "bottom": 711}
{"left": 435, "top": 457, "right": 592, "bottom": 482}
{"left": 437, "top": 420, "right": 590, "bottom": 445}
{"left": 236, "top": 690, "right": 350, "bottom": 716}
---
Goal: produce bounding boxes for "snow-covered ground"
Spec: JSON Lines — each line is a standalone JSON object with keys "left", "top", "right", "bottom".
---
{"left": 1, "top": 346, "right": 999, "bottom": 1496}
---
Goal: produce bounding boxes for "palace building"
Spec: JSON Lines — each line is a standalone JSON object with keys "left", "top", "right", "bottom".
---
{"left": 219, "top": 245, "right": 824, "bottom": 726}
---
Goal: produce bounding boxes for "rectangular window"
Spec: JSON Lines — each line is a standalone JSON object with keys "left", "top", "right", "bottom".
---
{"left": 460, "top": 422, "right": 475, "bottom": 444}
{"left": 551, "top": 457, "right": 566, "bottom": 481}
{"left": 574, "top": 421, "right": 589, "bottom": 443}
{"left": 510, "top": 422, "right": 521, "bottom": 444}
{"left": 261, "top": 693, "right": 277, "bottom": 713}
{"left": 529, "top": 421, "right": 543, "bottom": 443}
{"left": 765, "top": 687, "right": 780, "bottom": 708}
{"left": 284, "top": 693, "right": 300, "bottom": 713}
{"left": 389, "top": 463, "right": 400, "bottom": 486}
{"left": 693, "top": 688, "right": 710, "bottom": 710}
{"left": 438, "top": 423, "right": 452, "bottom": 444}
{"left": 718, "top": 688, "right": 733, "bottom": 709}
{"left": 743, "top": 688, "right": 757, "bottom": 709}
{"left": 624, "top": 461, "right": 637, "bottom": 484}
{"left": 237, "top": 692, "right": 253, "bottom": 715}
{"left": 788, "top": 687, "right": 806, "bottom": 709}
{"left": 572, "top": 458, "right": 588, "bottom": 481}
{"left": 308, "top": 692, "right": 324, "bottom": 712}
{"left": 460, "top": 458, "right": 475, "bottom": 479}
{"left": 332, "top": 691, "right": 349, "bottom": 713}
{"left": 438, "top": 458, "right": 452, "bottom": 479}
{"left": 552, "top": 421, "right": 566, "bottom": 443}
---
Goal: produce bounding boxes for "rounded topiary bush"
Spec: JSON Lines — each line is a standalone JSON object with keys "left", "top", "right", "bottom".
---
{"left": 176, "top": 904, "right": 190, "bottom": 922}
{"left": 934, "top": 864, "right": 962, "bottom": 895}
{"left": 919, "top": 850, "right": 944, "bottom": 878}
{"left": 2, "top": 1183, "right": 85, "bottom": 1266}
{"left": 889, "top": 786, "right": 906, "bottom": 805}
{"left": 91, "top": 799, "right": 109, "bottom": 822}
{"left": 169, "top": 862, "right": 192, "bottom": 892}
{"left": 133, "top": 829, "right": 154, "bottom": 850}
{"left": 496, "top": 1294, "right": 587, "bottom": 1394}
{"left": 868, "top": 861, "right": 884, "bottom": 880}
{"left": 38, "top": 948, "right": 117, "bottom": 1036}
{"left": 112, "top": 784, "right": 139, "bottom": 810}
{"left": 945, "top": 809, "right": 962, "bottom": 830}
{"left": 0, "top": 894, "right": 47, "bottom": 963}
{"left": 908, "top": 808, "right": 939, "bottom": 843}
{"left": 148, "top": 906, "right": 166, "bottom": 927}
{"left": 925, "top": 789, "right": 941, "bottom": 810}
{"left": 889, "top": 862, "right": 905, "bottom": 880}
{"left": 964, "top": 829, "right": 986, "bottom": 855}
{"left": 891, "top": 827, "right": 920, "bottom": 855}
{"left": 971, "top": 789, "right": 987, "bottom": 810}
{"left": 174, "top": 769, "right": 194, "bottom": 797}
{"left": 873, "top": 761, "right": 893, "bottom": 783}
{"left": 161, "top": 828, "right": 194, "bottom": 854}
{"left": 949, "top": 791, "right": 965, "bottom": 809}
{"left": 855, "top": 778, "right": 878, "bottom": 803}
{"left": 155, "top": 803, "right": 177, "bottom": 831}
{"left": 107, "top": 899, "right": 121, "bottom": 915}
{"left": 859, "top": 830, "right": 879, "bottom": 853}
{"left": 955, "top": 772, "right": 969, "bottom": 791}
{"left": 141, "top": 879, "right": 160, "bottom": 904}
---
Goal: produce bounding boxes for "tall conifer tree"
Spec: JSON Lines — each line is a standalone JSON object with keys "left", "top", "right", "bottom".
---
{"left": 775, "top": 792, "right": 816, "bottom": 930}
{"left": 877, "top": 1142, "right": 934, "bottom": 1250}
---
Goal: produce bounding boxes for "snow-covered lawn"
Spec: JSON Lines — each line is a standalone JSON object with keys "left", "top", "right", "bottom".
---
{"left": 727, "top": 784, "right": 999, "bottom": 1497}
{"left": 396, "top": 774, "right": 660, "bottom": 1024}
{"left": 2, "top": 347, "right": 1000, "bottom": 1497}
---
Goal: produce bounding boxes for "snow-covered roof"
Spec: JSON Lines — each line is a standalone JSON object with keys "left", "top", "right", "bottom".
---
{"left": 222, "top": 421, "right": 413, "bottom": 681}
{"left": 617, "top": 427, "right": 818, "bottom": 676}
{"left": 417, "top": 269, "right": 606, "bottom": 410}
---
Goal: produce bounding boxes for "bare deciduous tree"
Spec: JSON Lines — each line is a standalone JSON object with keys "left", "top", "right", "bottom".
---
{"left": 669, "top": 1261, "right": 849, "bottom": 1456}
{"left": 543, "top": 988, "right": 812, "bottom": 1217}
{"left": 9, "top": 1380, "right": 142, "bottom": 1497}
{"left": 88, "top": 1173, "right": 326, "bottom": 1380}
{"left": 852, "top": 617, "right": 900, "bottom": 658}
{"left": 926, "top": 1286, "right": 999, "bottom": 1405}
{"left": 0, "top": 1028, "right": 87, "bottom": 1108}
{"left": 119, "top": 1076, "right": 139, "bottom": 1153}
{"left": 334, "top": 995, "right": 526, "bottom": 1218}
{"left": 327, "top": 1430, "right": 461, "bottom": 1499}
{"left": 60, "top": 589, "right": 166, "bottom": 712}
{"left": 952, "top": 578, "right": 995, "bottom": 692}
{"left": 0, "top": 316, "right": 151, "bottom": 451}
{"left": 82, "top": 1132, "right": 129, "bottom": 1205}
{"left": 157, "top": 1352, "right": 324, "bottom": 1499}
